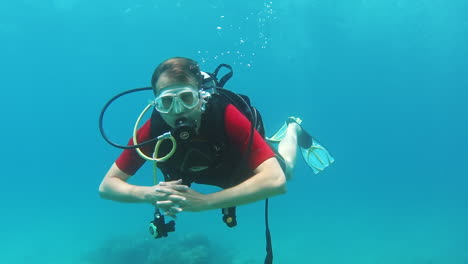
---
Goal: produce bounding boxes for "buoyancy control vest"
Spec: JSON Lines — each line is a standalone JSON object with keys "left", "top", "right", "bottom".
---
{"left": 150, "top": 80, "right": 265, "bottom": 189}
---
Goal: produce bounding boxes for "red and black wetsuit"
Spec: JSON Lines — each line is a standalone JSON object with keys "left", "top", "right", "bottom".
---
{"left": 116, "top": 101, "right": 278, "bottom": 189}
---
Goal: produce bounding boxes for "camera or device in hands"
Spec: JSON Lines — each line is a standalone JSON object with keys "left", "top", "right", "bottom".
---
{"left": 149, "top": 210, "right": 175, "bottom": 238}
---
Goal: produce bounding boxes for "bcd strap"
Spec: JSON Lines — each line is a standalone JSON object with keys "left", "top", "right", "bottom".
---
{"left": 264, "top": 198, "right": 273, "bottom": 264}
{"left": 212, "top": 64, "right": 233, "bottom": 88}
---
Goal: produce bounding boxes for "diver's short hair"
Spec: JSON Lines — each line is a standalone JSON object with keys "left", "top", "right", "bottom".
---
{"left": 151, "top": 57, "right": 203, "bottom": 93}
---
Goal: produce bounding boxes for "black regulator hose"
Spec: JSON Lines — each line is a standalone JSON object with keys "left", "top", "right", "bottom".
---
{"left": 99, "top": 86, "right": 257, "bottom": 152}
{"left": 99, "top": 86, "right": 158, "bottom": 149}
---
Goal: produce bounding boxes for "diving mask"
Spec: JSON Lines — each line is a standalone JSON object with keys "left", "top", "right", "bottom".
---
{"left": 154, "top": 87, "right": 200, "bottom": 114}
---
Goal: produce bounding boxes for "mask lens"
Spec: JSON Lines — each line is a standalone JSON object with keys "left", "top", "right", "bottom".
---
{"left": 155, "top": 95, "right": 175, "bottom": 113}
{"left": 160, "top": 96, "right": 174, "bottom": 109}
{"left": 179, "top": 91, "right": 198, "bottom": 108}
{"left": 155, "top": 88, "right": 199, "bottom": 113}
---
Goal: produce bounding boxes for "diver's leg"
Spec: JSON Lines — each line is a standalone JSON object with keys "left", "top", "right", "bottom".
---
{"left": 277, "top": 122, "right": 301, "bottom": 180}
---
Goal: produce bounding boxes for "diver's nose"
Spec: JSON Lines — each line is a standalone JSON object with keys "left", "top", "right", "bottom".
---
{"left": 173, "top": 98, "right": 184, "bottom": 114}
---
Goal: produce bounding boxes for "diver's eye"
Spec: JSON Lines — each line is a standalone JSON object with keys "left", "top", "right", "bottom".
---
{"left": 160, "top": 96, "right": 174, "bottom": 109}
{"left": 179, "top": 91, "right": 196, "bottom": 106}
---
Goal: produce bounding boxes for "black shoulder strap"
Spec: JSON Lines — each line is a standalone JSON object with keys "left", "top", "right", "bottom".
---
{"left": 212, "top": 64, "right": 233, "bottom": 88}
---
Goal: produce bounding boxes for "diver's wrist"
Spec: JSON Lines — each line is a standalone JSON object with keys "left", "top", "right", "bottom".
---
{"left": 130, "top": 185, "right": 151, "bottom": 203}
{"left": 203, "top": 194, "right": 217, "bottom": 211}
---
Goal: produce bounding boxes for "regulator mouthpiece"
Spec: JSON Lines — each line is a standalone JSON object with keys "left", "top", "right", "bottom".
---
{"left": 173, "top": 118, "right": 196, "bottom": 141}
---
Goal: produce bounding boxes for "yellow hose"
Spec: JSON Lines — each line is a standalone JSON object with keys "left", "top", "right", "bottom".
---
{"left": 133, "top": 103, "right": 177, "bottom": 184}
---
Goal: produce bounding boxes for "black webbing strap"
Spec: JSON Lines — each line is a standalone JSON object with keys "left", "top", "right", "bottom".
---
{"left": 264, "top": 198, "right": 273, "bottom": 264}
{"left": 212, "top": 64, "right": 233, "bottom": 88}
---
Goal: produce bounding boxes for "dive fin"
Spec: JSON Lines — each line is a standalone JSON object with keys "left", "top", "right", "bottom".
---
{"left": 268, "top": 117, "right": 334, "bottom": 174}
{"left": 301, "top": 138, "right": 335, "bottom": 174}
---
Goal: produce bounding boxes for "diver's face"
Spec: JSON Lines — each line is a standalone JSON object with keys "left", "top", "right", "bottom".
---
{"left": 155, "top": 74, "right": 202, "bottom": 128}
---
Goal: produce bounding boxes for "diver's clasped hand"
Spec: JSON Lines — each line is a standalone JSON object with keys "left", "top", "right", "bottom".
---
{"left": 143, "top": 180, "right": 187, "bottom": 218}
{"left": 156, "top": 184, "right": 210, "bottom": 215}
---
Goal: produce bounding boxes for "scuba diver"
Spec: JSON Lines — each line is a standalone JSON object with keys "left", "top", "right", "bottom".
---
{"left": 98, "top": 57, "right": 334, "bottom": 263}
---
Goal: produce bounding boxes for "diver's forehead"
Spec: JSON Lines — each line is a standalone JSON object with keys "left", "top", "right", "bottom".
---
{"left": 156, "top": 73, "right": 198, "bottom": 91}
{"left": 158, "top": 85, "right": 197, "bottom": 94}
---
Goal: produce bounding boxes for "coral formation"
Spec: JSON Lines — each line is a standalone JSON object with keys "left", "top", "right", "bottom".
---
{"left": 84, "top": 233, "right": 235, "bottom": 264}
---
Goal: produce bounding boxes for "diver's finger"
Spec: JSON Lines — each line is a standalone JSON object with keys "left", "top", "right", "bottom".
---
{"left": 154, "top": 187, "right": 172, "bottom": 195}
{"left": 159, "top": 179, "right": 183, "bottom": 186}
{"left": 156, "top": 200, "right": 174, "bottom": 206}
{"left": 158, "top": 183, "right": 188, "bottom": 192}
{"left": 167, "top": 195, "right": 186, "bottom": 202}
{"left": 156, "top": 203, "right": 172, "bottom": 210}
{"left": 170, "top": 206, "right": 183, "bottom": 213}
{"left": 171, "top": 185, "right": 189, "bottom": 192}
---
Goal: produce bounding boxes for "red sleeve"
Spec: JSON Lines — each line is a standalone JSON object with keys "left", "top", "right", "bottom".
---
{"left": 224, "top": 104, "right": 275, "bottom": 170}
{"left": 115, "top": 119, "right": 155, "bottom": 175}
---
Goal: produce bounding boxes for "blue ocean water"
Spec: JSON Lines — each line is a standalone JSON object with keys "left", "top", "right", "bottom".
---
{"left": 1, "top": 0, "right": 467, "bottom": 263}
